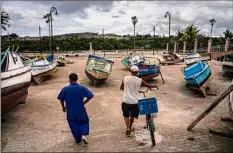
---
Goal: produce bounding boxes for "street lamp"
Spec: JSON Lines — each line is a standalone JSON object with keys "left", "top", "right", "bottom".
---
{"left": 164, "top": 11, "right": 171, "bottom": 51}
{"left": 50, "top": 7, "right": 58, "bottom": 39}
{"left": 209, "top": 19, "right": 216, "bottom": 40}
{"left": 131, "top": 16, "right": 138, "bottom": 52}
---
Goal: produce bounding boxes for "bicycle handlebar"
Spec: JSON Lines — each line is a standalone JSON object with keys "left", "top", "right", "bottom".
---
{"left": 139, "top": 86, "right": 159, "bottom": 94}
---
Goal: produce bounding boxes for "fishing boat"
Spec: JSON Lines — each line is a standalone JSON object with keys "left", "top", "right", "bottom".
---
{"left": 121, "top": 54, "right": 145, "bottom": 69}
{"left": 85, "top": 55, "right": 114, "bottom": 86}
{"left": 137, "top": 64, "right": 160, "bottom": 81}
{"left": 1, "top": 47, "right": 32, "bottom": 114}
{"left": 183, "top": 61, "right": 212, "bottom": 97}
{"left": 222, "top": 54, "right": 233, "bottom": 73}
{"left": 29, "top": 56, "right": 57, "bottom": 85}
{"left": 157, "top": 53, "right": 181, "bottom": 65}
{"left": 57, "top": 55, "right": 66, "bottom": 66}
{"left": 184, "top": 53, "right": 211, "bottom": 66}
{"left": 63, "top": 52, "right": 79, "bottom": 57}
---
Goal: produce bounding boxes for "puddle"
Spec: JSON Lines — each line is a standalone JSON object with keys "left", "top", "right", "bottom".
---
{"left": 134, "top": 128, "right": 163, "bottom": 146}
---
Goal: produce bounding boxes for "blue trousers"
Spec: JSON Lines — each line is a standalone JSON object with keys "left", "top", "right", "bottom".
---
{"left": 67, "top": 119, "right": 89, "bottom": 142}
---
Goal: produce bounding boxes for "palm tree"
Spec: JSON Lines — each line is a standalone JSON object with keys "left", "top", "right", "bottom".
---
{"left": 1, "top": 11, "right": 10, "bottom": 31}
{"left": 43, "top": 13, "right": 51, "bottom": 50}
{"left": 223, "top": 28, "right": 233, "bottom": 39}
{"left": 180, "top": 24, "right": 200, "bottom": 49}
{"left": 209, "top": 19, "right": 216, "bottom": 39}
{"left": 176, "top": 30, "right": 183, "bottom": 42}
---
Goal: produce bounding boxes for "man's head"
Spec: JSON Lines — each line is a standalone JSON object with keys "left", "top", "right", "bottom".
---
{"left": 130, "top": 65, "right": 139, "bottom": 76}
{"left": 69, "top": 73, "right": 78, "bottom": 83}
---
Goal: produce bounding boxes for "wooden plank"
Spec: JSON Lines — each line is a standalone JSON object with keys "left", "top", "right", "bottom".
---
{"left": 187, "top": 84, "right": 233, "bottom": 131}
{"left": 158, "top": 67, "right": 165, "bottom": 84}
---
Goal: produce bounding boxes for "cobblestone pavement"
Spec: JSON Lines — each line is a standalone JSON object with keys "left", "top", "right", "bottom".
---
{"left": 1, "top": 57, "right": 233, "bottom": 152}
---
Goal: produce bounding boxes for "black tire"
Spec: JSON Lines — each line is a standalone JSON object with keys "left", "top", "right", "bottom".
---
{"left": 148, "top": 121, "right": 156, "bottom": 146}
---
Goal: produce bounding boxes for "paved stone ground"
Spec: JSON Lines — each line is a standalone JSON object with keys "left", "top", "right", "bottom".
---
{"left": 1, "top": 56, "right": 233, "bottom": 152}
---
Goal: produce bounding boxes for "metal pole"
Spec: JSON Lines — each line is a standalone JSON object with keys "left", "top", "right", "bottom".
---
{"left": 134, "top": 25, "right": 135, "bottom": 52}
{"left": 153, "top": 26, "right": 155, "bottom": 55}
{"left": 49, "top": 20, "right": 51, "bottom": 52}
{"left": 39, "top": 25, "right": 41, "bottom": 41}
{"left": 210, "top": 24, "right": 213, "bottom": 40}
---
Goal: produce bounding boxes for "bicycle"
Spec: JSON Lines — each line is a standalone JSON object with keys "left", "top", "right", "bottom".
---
{"left": 138, "top": 87, "right": 159, "bottom": 146}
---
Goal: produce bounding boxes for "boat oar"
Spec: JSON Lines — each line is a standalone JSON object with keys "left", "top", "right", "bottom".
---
{"left": 187, "top": 84, "right": 233, "bottom": 131}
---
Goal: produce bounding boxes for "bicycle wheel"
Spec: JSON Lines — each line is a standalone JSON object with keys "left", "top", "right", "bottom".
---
{"left": 148, "top": 118, "right": 156, "bottom": 146}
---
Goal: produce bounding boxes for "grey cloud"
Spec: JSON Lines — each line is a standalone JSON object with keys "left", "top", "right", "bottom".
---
{"left": 118, "top": 11, "right": 126, "bottom": 15}
{"left": 111, "top": 15, "right": 119, "bottom": 18}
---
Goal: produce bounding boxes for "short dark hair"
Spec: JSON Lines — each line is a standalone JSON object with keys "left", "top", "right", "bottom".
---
{"left": 69, "top": 73, "right": 78, "bottom": 81}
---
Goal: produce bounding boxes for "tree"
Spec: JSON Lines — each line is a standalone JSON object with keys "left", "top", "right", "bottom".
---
{"left": 176, "top": 30, "right": 183, "bottom": 42}
{"left": 223, "top": 28, "right": 233, "bottom": 39}
{"left": 1, "top": 11, "right": 11, "bottom": 31}
{"left": 180, "top": 24, "right": 200, "bottom": 49}
{"left": 9, "top": 33, "right": 19, "bottom": 39}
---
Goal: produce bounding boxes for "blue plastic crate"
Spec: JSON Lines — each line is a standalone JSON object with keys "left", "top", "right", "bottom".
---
{"left": 138, "top": 98, "right": 158, "bottom": 115}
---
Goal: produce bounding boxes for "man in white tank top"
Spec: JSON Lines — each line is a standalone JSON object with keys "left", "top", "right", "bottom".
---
{"left": 120, "top": 65, "right": 157, "bottom": 135}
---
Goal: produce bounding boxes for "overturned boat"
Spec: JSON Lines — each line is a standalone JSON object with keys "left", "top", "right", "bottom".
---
{"left": 29, "top": 55, "right": 57, "bottom": 84}
{"left": 85, "top": 55, "right": 114, "bottom": 86}
{"left": 121, "top": 54, "right": 145, "bottom": 69}
{"left": 137, "top": 64, "right": 160, "bottom": 81}
{"left": 183, "top": 61, "right": 212, "bottom": 97}
{"left": 184, "top": 53, "right": 211, "bottom": 66}
{"left": 1, "top": 47, "right": 32, "bottom": 114}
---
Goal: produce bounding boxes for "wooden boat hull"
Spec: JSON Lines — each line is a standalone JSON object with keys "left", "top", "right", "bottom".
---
{"left": 184, "top": 61, "right": 211, "bottom": 86}
{"left": 85, "top": 70, "right": 107, "bottom": 85}
{"left": 1, "top": 82, "right": 30, "bottom": 114}
{"left": 139, "top": 73, "right": 159, "bottom": 82}
{"left": 57, "top": 60, "right": 66, "bottom": 66}
{"left": 1, "top": 67, "right": 31, "bottom": 115}
{"left": 30, "top": 62, "right": 57, "bottom": 84}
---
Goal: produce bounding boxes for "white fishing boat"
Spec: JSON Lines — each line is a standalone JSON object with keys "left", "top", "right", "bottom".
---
{"left": 63, "top": 52, "right": 79, "bottom": 57}
{"left": 1, "top": 47, "right": 32, "bottom": 114}
{"left": 29, "top": 58, "right": 57, "bottom": 84}
{"left": 184, "top": 53, "right": 211, "bottom": 66}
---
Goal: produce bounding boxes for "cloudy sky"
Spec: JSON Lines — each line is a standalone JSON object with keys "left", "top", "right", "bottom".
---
{"left": 1, "top": 1, "right": 233, "bottom": 37}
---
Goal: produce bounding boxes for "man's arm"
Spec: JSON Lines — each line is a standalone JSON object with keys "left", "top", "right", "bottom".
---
{"left": 141, "top": 79, "right": 158, "bottom": 88}
{"left": 120, "top": 80, "right": 124, "bottom": 91}
{"left": 83, "top": 87, "right": 94, "bottom": 105}
{"left": 60, "top": 100, "right": 66, "bottom": 112}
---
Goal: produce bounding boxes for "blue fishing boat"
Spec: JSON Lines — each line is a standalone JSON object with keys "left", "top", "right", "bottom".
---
{"left": 137, "top": 64, "right": 161, "bottom": 82}
{"left": 184, "top": 61, "right": 211, "bottom": 87}
{"left": 183, "top": 61, "right": 212, "bottom": 97}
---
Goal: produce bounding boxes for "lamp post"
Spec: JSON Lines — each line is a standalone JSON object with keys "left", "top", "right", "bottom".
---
{"left": 164, "top": 11, "right": 171, "bottom": 52}
{"left": 153, "top": 26, "right": 155, "bottom": 55}
{"left": 131, "top": 16, "right": 138, "bottom": 52}
{"left": 209, "top": 19, "right": 216, "bottom": 40}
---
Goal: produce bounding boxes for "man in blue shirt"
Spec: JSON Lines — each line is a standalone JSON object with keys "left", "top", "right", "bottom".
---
{"left": 57, "top": 73, "right": 94, "bottom": 144}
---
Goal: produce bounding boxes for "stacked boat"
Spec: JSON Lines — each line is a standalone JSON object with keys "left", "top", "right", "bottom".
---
{"left": 121, "top": 53, "right": 163, "bottom": 82}
{"left": 121, "top": 54, "right": 145, "bottom": 70}
{"left": 184, "top": 53, "right": 211, "bottom": 66}
{"left": 85, "top": 55, "right": 114, "bottom": 86}
{"left": 1, "top": 47, "right": 31, "bottom": 114}
{"left": 183, "top": 53, "right": 212, "bottom": 97}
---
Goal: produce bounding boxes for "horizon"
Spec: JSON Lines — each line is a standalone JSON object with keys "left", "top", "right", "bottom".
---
{"left": 1, "top": 1, "right": 233, "bottom": 37}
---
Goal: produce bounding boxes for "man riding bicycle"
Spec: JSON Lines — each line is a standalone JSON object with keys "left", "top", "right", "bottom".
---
{"left": 120, "top": 65, "right": 157, "bottom": 136}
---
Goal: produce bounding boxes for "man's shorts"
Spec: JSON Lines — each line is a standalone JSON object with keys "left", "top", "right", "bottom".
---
{"left": 122, "top": 102, "right": 139, "bottom": 118}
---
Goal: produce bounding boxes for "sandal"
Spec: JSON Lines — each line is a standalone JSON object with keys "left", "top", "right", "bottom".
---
{"left": 125, "top": 129, "right": 131, "bottom": 135}
{"left": 130, "top": 127, "right": 135, "bottom": 132}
